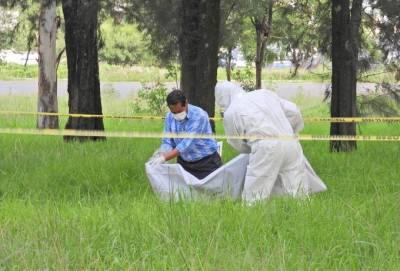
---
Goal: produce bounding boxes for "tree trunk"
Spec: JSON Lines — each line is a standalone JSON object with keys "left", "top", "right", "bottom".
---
{"left": 37, "top": 0, "right": 58, "bottom": 129}
{"left": 255, "top": 29, "right": 264, "bottom": 89}
{"left": 226, "top": 47, "right": 232, "bottom": 81}
{"left": 180, "top": 0, "right": 221, "bottom": 132}
{"left": 61, "top": 0, "right": 104, "bottom": 141}
{"left": 253, "top": 0, "right": 273, "bottom": 89}
{"left": 290, "top": 50, "right": 301, "bottom": 78}
{"left": 291, "top": 62, "right": 301, "bottom": 78}
{"left": 330, "top": 0, "right": 362, "bottom": 152}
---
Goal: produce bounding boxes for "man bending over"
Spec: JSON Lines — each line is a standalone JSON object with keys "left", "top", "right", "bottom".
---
{"left": 149, "top": 90, "right": 222, "bottom": 179}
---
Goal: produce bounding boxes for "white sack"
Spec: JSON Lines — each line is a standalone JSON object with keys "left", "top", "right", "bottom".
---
{"left": 145, "top": 154, "right": 249, "bottom": 200}
{"left": 145, "top": 153, "right": 326, "bottom": 201}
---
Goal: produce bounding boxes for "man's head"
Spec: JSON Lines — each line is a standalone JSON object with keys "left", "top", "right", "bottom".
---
{"left": 215, "top": 81, "right": 245, "bottom": 113}
{"left": 166, "top": 89, "right": 188, "bottom": 121}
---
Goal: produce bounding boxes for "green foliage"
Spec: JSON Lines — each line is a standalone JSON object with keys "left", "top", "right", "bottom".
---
{"left": 0, "top": 2, "right": 39, "bottom": 51}
{"left": 278, "top": 0, "right": 321, "bottom": 76}
{"left": 0, "top": 8, "right": 16, "bottom": 49}
{"left": 239, "top": 18, "right": 258, "bottom": 63}
{"left": 324, "top": 82, "right": 400, "bottom": 117}
{"left": 133, "top": 82, "right": 168, "bottom": 115}
{"left": 357, "top": 83, "right": 400, "bottom": 117}
{"left": 0, "top": 2, "right": 65, "bottom": 55}
{"left": 165, "top": 63, "right": 180, "bottom": 89}
{"left": 124, "top": 0, "right": 181, "bottom": 65}
{"left": 232, "top": 66, "right": 256, "bottom": 91}
{"left": 313, "top": 0, "right": 331, "bottom": 56}
{"left": 233, "top": 0, "right": 283, "bottom": 66}
{"left": 99, "top": 19, "right": 155, "bottom": 66}
{"left": 219, "top": 0, "right": 245, "bottom": 51}
{"left": 369, "top": 0, "right": 400, "bottom": 60}
{"left": 245, "top": 0, "right": 272, "bottom": 20}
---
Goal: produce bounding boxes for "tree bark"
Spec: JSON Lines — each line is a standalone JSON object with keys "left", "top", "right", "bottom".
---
{"left": 61, "top": 0, "right": 104, "bottom": 141}
{"left": 330, "top": 0, "right": 362, "bottom": 152}
{"left": 37, "top": 0, "right": 58, "bottom": 129}
{"left": 180, "top": 0, "right": 221, "bottom": 132}
{"left": 255, "top": 25, "right": 266, "bottom": 89}
{"left": 291, "top": 62, "right": 301, "bottom": 78}
{"left": 226, "top": 47, "right": 232, "bottom": 81}
{"left": 290, "top": 49, "right": 303, "bottom": 78}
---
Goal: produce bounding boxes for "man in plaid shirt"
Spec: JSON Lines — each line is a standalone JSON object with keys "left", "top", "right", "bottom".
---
{"left": 149, "top": 90, "right": 222, "bottom": 179}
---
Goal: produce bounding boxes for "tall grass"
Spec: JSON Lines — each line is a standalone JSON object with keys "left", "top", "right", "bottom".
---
{"left": 0, "top": 96, "right": 399, "bottom": 269}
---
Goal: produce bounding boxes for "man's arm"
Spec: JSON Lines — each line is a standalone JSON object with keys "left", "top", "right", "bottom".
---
{"left": 155, "top": 116, "right": 180, "bottom": 163}
{"left": 224, "top": 113, "right": 251, "bottom": 153}
{"left": 160, "top": 115, "right": 174, "bottom": 152}
{"left": 279, "top": 98, "right": 304, "bottom": 133}
{"left": 161, "top": 115, "right": 206, "bottom": 162}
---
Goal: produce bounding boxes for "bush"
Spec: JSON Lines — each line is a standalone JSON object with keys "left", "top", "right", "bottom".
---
{"left": 133, "top": 83, "right": 168, "bottom": 116}
{"left": 231, "top": 66, "right": 256, "bottom": 91}
{"left": 323, "top": 82, "right": 400, "bottom": 117}
{"left": 357, "top": 83, "right": 400, "bottom": 117}
{"left": 99, "top": 20, "right": 155, "bottom": 66}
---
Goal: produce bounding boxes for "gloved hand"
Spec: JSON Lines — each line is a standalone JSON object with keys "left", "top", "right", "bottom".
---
{"left": 151, "top": 148, "right": 162, "bottom": 159}
{"left": 148, "top": 155, "right": 166, "bottom": 166}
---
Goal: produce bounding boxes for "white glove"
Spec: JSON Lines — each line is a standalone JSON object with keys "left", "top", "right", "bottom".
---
{"left": 148, "top": 155, "right": 166, "bottom": 166}
{"left": 151, "top": 148, "right": 162, "bottom": 159}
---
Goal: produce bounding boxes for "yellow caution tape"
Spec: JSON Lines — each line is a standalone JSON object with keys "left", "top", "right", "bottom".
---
{"left": 0, "top": 128, "right": 399, "bottom": 141}
{"left": 305, "top": 117, "right": 400, "bottom": 123}
{"left": 1, "top": 111, "right": 400, "bottom": 123}
{"left": 0, "top": 111, "right": 171, "bottom": 120}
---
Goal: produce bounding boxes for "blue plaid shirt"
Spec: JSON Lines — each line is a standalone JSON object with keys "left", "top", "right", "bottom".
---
{"left": 161, "top": 104, "right": 218, "bottom": 162}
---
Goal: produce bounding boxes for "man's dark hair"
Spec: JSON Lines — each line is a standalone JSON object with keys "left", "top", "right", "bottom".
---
{"left": 166, "top": 89, "right": 187, "bottom": 106}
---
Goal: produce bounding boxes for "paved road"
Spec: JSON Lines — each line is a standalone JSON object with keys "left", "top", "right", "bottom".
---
{"left": 0, "top": 80, "right": 376, "bottom": 100}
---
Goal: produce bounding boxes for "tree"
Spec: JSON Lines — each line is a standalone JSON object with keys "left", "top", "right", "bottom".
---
{"left": 279, "top": 0, "right": 320, "bottom": 77}
{"left": 61, "top": 0, "right": 104, "bottom": 141}
{"left": 0, "top": 1, "right": 60, "bottom": 128}
{"left": 250, "top": 0, "right": 274, "bottom": 89}
{"left": 127, "top": 0, "right": 221, "bottom": 131}
{"left": 330, "top": 0, "right": 363, "bottom": 152}
{"left": 0, "top": 6, "right": 18, "bottom": 49}
{"left": 180, "top": 0, "right": 221, "bottom": 131}
{"left": 0, "top": 1, "right": 38, "bottom": 53}
{"left": 219, "top": 0, "right": 245, "bottom": 81}
{"left": 125, "top": 0, "right": 181, "bottom": 65}
{"left": 37, "top": 0, "right": 58, "bottom": 129}
{"left": 368, "top": 0, "right": 400, "bottom": 80}
{"left": 231, "top": 0, "right": 275, "bottom": 89}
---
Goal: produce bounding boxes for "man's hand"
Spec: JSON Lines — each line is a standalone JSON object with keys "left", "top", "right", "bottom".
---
{"left": 148, "top": 155, "right": 166, "bottom": 166}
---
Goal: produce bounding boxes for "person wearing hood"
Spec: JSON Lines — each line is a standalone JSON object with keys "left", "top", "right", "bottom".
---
{"left": 148, "top": 89, "right": 222, "bottom": 179}
{"left": 215, "top": 81, "right": 326, "bottom": 202}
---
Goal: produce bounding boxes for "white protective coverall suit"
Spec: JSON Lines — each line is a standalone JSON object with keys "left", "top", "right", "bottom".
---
{"left": 215, "top": 81, "right": 327, "bottom": 202}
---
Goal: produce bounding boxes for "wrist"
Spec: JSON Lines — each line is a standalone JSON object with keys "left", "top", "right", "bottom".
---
{"left": 164, "top": 149, "right": 179, "bottom": 161}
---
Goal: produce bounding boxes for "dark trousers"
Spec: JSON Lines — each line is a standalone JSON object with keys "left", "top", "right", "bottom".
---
{"left": 177, "top": 152, "right": 222, "bottom": 179}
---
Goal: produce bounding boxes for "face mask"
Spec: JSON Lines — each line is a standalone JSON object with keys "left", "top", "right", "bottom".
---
{"left": 173, "top": 111, "right": 187, "bottom": 121}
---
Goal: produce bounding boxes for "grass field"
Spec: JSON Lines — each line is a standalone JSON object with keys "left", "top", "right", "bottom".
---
{"left": 0, "top": 62, "right": 396, "bottom": 83}
{"left": 0, "top": 95, "right": 399, "bottom": 269}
